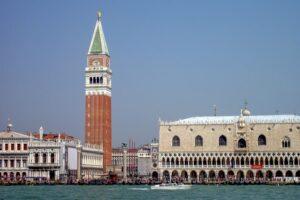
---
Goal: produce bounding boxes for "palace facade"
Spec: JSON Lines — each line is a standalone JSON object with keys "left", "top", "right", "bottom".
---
{"left": 158, "top": 108, "right": 300, "bottom": 182}
{"left": 0, "top": 124, "right": 103, "bottom": 182}
{"left": 0, "top": 124, "right": 29, "bottom": 181}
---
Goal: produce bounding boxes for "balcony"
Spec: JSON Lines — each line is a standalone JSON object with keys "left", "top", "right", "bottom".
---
{"left": 27, "top": 163, "right": 60, "bottom": 168}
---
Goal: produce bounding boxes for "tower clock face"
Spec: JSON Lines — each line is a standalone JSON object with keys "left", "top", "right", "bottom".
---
{"left": 92, "top": 60, "right": 100, "bottom": 67}
{"left": 152, "top": 148, "right": 157, "bottom": 153}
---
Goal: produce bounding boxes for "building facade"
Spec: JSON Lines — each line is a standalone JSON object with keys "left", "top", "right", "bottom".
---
{"left": 158, "top": 108, "right": 300, "bottom": 182}
{"left": 78, "top": 143, "right": 103, "bottom": 180}
{"left": 112, "top": 147, "right": 138, "bottom": 177}
{"left": 0, "top": 124, "right": 29, "bottom": 181}
{"left": 137, "top": 147, "right": 151, "bottom": 176}
{"left": 0, "top": 124, "right": 103, "bottom": 182}
{"left": 85, "top": 11, "right": 112, "bottom": 172}
{"left": 28, "top": 139, "right": 60, "bottom": 181}
{"left": 150, "top": 138, "right": 159, "bottom": 180}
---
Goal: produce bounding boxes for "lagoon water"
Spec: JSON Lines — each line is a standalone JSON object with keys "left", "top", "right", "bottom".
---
{"left": 0, "top": 185, "right": 299, "bottom": 200}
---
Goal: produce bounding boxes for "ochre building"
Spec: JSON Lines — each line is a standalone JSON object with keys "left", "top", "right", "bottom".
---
{"left": 85, "top": 11, "right": 112, "bottom": 172}
{"left": 158, "top": 108, "right": 300, "bottom": 182}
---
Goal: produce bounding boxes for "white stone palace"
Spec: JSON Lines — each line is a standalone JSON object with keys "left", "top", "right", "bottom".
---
{"left": 158, "top": 107, "right": 300, "bottom": 182}
{"left": 0, "top": 124, "right": 103, "bottom": 182}
{"left": 0, "top": 123, "right": 29, "bottom": 181}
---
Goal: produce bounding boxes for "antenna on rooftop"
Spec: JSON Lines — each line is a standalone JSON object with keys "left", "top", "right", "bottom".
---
{"left": 213, "top": 105, "right": 217, "bottom": 116}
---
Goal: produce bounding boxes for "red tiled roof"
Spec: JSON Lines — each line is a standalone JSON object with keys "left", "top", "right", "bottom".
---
{"left": 32, "top": 132, "right": 76, "bottom": 140}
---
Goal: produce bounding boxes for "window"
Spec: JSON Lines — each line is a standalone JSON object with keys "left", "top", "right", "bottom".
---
{"left": 0, "top": 144, "right": 2, "bottom": 151}
{"left": 51, "top": 153, "right": 55, "bottom": 163}
{"left": 219, "top": 135, "right": 227, "bottom": 146}
{"left": 4, "top": 160, "right": 8, "bottom": 167}
{"left": 34, "top": 153, "right": 39, "bottom": 163}
{"left": 43, "top": 153, "right": 47, "bottom": 163}
{"left": 5, "top": 144, "right": 8, "bottom": 151}
{"left": 11, "top": 144, "right": 14, "bottom": 151}
{"left": 89, "top": 77, "right": 92, "bottom": 84}
{"left": 93, "top": 77, "right": 96, "bottom": 84}
{"left": 238, "top": 138, "right": 246, "bottom": 148}
{"left": 0, "top": 160, "right": 2, "bottom": 167}
{"left": 195, "top": 135, "right": 203, "bottom": 146}
{"left": 96, "top": 77, "right": 99, "bottom": 83}
{"left": 23, "top": 160, "right": 27, "bottom": 167}
{"left": 172, "top": 136, "right": 180, "bottom": 147}
{"left": 23, "top": 144, "right": 28, "bottom": 150}
{"left": 258, "top": 135, "right": 267, "bottom": 146}
{"left": 100, "top": 76, "right": 103, "bottom": 84}
{"left": 17, "top": 144, "right": 21, "bottom": 151}
{"left": 282, "top": 137, "right": 291, "bottom": 148}
{"left": 16, "top": 160, "right": 21, "bottom": 168}
{"left": 10, "top": 160, "right": 14, "bottom": 168}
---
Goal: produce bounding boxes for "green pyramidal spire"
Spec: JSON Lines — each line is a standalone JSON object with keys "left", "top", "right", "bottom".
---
{"left": 88, "top": 11, "right": 109, "bottom": 55}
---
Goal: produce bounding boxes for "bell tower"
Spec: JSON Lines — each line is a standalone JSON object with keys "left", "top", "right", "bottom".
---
{"left": 85, "top": 11, "right": 112, "bottom": 172}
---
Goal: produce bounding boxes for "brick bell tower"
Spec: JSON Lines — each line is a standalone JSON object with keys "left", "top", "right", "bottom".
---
{"left": 85, "top": 11, "right": 112, "bottom": 172}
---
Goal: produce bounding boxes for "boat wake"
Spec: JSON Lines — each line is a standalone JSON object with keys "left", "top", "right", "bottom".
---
{"left": 128, "top": 188, "right": 150, "bottom": 191}
{"left": 151, "top": 183, "right": 192, "bottom": 190}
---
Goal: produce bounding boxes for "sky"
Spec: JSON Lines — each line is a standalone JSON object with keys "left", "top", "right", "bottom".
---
{"left": 0, "top": 0, "right": 300, "bottom": 147}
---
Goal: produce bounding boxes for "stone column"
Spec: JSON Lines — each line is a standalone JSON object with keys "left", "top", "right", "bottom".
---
{"left": 123, "top": 146, "right": 128, "bottom": 182}
{"left": 76, "top": 144, "right": 82, "bottom": 180}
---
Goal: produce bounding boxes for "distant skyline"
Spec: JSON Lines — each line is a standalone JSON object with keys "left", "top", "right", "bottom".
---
{"left": 0, "top": 0, "right": 300, "bottom": 146}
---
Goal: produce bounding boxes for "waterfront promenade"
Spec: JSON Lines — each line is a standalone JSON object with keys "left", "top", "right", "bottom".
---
{"left": 0, "top": 177, "right": 299, "bottom": 186}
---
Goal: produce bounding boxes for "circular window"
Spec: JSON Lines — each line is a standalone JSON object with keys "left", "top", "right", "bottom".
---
{"left": 153, "top": 163, "right": 157, "bottom": 168}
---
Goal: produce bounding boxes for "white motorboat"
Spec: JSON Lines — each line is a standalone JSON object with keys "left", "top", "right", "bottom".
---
{"left": 151, "top": 183, "right": 192, "bottom": 190}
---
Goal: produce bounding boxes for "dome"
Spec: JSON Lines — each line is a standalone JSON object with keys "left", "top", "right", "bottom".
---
{"left": 242, "top": 108, "right": 251, "bottom": 116}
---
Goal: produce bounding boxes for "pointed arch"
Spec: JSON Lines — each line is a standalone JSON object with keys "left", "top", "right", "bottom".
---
{"left": 195, "top": 135, "right": 203, "bottom": 146}
{"left": 172, "top": 136, "right": 180, "bottom": 147}
{"left": 180, "top": 157, "right": 184, "bottom": 165}
{"left": 286, "top": 170, "right": 293, "bottom": 177}
{"left": 250, "top": 157, "right": 254, "bottom": 165}
{"left": 175, "top": 157, "right": 179, "bottom": 166}
{"left": 219, "top": 135, "right": 227, "bottom": 146}
{"left": 270, "top": 157, "right": 274, "bottom": 166}
{"left": 222, "top": 157, "right": 225, "bottom": 165}
{"left": 258, "top": 135, "right": 266, "bottom": 146}
{"left": 265, "top": 157, "right": 269, "bottom": 166}
{"left": 241, "top": 157, "right": 245, "bottom": 166}
{"left": 162, "top": 157, "right": 166, "bottom": 166}
{"left": 238, "top": 138, "right": 247, "bottom": 148}
{"left": 246, "top": 157, "right": 250, "bottom": 166}
{"left": 198, "top": 157, "right": 202, "bottom": 165}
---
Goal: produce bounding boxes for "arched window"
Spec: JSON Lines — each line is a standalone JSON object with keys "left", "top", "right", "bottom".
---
{"left": 172, "top": 136, "right": 180, "bottom": 147}
{"left": 219, "top": 135, "right": 227, "bottom": 146}
{"left": 282, "top": 137, "right": 291, "bottom": 148}
{"left": 238, "top": 138, "right": 246, "bottom": 148}
{"left": 93, "top": 77, "right": 96, "bottom": 84}
{"left": 89, "top": 77, "right": 93, "bottom": 84}
{"left": 96, "top": 77, "right": 100, "bottom": 83}
{"left": 258, "top": 135, "right": 266, "bottom": 146}
{"left": 195, "top": 135, "right": 203, "bottom": 146}
{"left": 100, "top": 76, "right": 103, "bottom": 84}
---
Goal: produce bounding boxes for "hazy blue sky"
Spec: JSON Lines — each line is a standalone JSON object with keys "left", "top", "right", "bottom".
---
{"left": 0, "top": 0, "right": 299, "bottom": 146}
